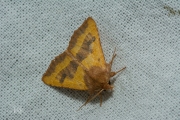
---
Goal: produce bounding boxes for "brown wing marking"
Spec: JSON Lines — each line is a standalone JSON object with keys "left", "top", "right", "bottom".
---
{"left": 75, "top": 33, "right": 95, "bottom": 62}
{"left": 57, "top": 33, "right": 96, "bottom": 83}
{"left": 56, "top": 60, "right": 79, "bottom": 83}
{"left": 42, "top": 52, "right": 66, "bottom": 77}
{"left": 68, "top": 18, "right": 88, "bottom": 50}
{"left": 67, "top": 17, "right": 106, "bottom": 70}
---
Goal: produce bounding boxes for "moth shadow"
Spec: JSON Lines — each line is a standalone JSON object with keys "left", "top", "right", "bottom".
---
{"left": 51, "top": 86, "right": 113, "bottom": 106}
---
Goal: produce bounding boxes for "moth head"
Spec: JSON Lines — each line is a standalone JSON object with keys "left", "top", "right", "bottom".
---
{"left": 103, "top": 83, "right": 113, "bottom": 91}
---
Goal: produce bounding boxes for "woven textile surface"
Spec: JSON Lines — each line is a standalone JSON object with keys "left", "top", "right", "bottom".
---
{"left": 0, "top": 0, "right": 180, "bottom": 120}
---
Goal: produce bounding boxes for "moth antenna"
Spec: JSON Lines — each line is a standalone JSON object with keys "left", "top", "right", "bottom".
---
{"left": 109, "top": 47, "right": 117, "bottom": 67}
{"left": 113, "top": 47, "right": 116, "bottom": 56}
{"left": 77, "top": 89, "right": 104, "bottom": 111}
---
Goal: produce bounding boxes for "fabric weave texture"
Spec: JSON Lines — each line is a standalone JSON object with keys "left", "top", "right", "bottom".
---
{"left": 0, "top": 0, "right": 179, "bottom": 120}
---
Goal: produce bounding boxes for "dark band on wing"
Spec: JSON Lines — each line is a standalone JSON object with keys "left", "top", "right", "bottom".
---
{"left": 56, "top": 33, "right": 95, "bottom": 83}
{"left": 68, "top": 18, "right": 88, "bottom": 50}
{"left": 43, "top": 52, "right": 66, "bottom": 77}
{"left": 57, "top": 60, "right": 79, "bottom": 83}
{"left": 76, "top": 33, "right": 95, "bottom": 62}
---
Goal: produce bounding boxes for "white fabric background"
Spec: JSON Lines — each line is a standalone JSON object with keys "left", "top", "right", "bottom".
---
{"left": 0, "top": 0, "right": 179, "bottom": 120}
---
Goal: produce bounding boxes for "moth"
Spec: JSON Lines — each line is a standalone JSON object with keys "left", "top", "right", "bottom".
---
{"left": 42, "top": 17, "right": 126, "bottom": 110}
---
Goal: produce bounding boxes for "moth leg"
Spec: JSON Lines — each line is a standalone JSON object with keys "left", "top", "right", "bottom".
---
{"left": 77, "top": 89, "right": 104, "bottom": 111}
{"left": 115, "top": 67, "right": 126, "bottom": 74}
{"left": 77, "top": 96, "right": 91, "bottom": 111}
{"left": 100, "top": 93, "right": 103, "bottom": 106}
{"left": 109, "top": 48, "right": 126, "bottom": 77}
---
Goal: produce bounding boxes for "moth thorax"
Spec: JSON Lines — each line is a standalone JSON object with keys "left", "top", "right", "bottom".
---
{"left": 88, "top": 66, "right": 111, "bottom": 82}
